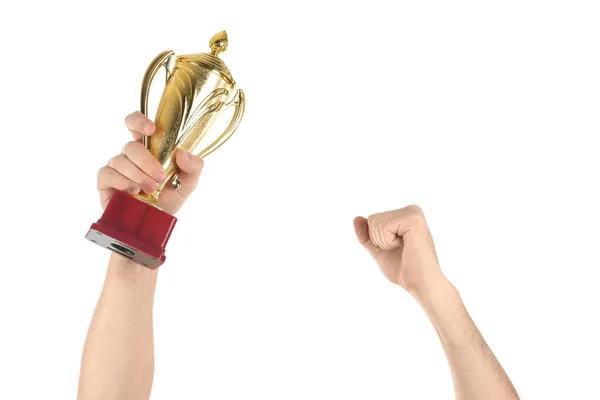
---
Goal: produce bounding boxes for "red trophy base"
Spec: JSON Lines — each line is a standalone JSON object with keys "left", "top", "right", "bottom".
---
{"left": 85, "top": 190, "right": 177, "bottom": 269}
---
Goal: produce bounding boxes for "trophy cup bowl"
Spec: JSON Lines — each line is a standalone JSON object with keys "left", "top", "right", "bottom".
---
{"left": 85, "top": 31, "right": 245, "bottom": 269}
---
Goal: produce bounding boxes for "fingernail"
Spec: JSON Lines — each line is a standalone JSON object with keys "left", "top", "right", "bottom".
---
{"left": 142, "top": 181, "right": 157, "bottom": 193}
{"left": 154, "top": 171, "right": 167, "bottom": 182}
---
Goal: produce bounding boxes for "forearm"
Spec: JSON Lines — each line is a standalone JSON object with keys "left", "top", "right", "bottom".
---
{"left": 78, "top": 253, "right": 158, "bottom": 400}
{"left": 413, "top": 278, "right": 519, "bottom": 400}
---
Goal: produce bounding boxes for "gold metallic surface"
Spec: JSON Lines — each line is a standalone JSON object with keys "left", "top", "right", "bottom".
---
{"left": 136, "top": 31, "right": 245, "bottom": 207}
{"left": 140, "top": 50, "right": 175, "bottom": 150}
{"left": 210, "top": 31, "right": 228, "bottom": 55}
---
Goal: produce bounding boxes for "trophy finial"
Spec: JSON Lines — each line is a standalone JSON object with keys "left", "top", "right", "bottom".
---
{"left": 210, "top": 31, "right": 228, "bottom": 56}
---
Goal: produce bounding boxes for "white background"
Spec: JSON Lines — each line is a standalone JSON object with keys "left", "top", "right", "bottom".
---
{"left": 1, "top": 1, "right": 599, "bottom": 399}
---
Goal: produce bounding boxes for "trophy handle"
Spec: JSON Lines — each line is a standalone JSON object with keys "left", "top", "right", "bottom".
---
{"left": 168, "top": 89, "right": 245, "bottom": 191}
{"left": 196, "top": 88, "right": 246, "bottom": 158}
{"left": 140, "top": 50, "right": 175, "bottom": 148}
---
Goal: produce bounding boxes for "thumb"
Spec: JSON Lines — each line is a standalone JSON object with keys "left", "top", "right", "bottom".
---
{"left": 353, "top": 216, "right": 379, "bottom": 257}
{"left": 173, "top": 149, "right": 204, "bottom": 199}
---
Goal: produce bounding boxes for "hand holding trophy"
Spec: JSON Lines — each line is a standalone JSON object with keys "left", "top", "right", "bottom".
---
{"left": 86, "top": 31, "right": 245, "bottom": 269}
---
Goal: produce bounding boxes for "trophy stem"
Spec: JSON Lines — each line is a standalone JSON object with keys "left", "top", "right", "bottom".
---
{"left": 133, "top": 192, "right": 163, "bottom": 210}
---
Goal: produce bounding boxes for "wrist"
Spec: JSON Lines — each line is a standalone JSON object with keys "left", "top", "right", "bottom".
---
{"left": 107, "top": 253, "right": 158, "bottom": 284}
{"left": 410, "top": 275, "right": 460, "bottom": 312}
{"left": 412, "top": 278, "right": 479, "bottom": 347}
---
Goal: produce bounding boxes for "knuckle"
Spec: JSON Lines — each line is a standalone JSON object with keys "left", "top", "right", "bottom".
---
{"left": 122, "top": 140, "right": 141, "bottom": 155}
{"left": 405, "top": 204, "right": 424, "bottom": 216}
{"left": 97, "top": 166, "right": 114, "bottom": 188}
{"left": 367, "top": 215, "right": 382, "bottom": 234}
{"left": 97, "top": 165, "right": 111, "bottom": 179}
{"left": 125, "top": 182, "right": 141, "bottom": 193}
{"left": 405, "top": 205, "right": 427, "bottom": 227}
{"left": 367, "top": 214, "right": 377, "bottom": 226}
{"left": 125, "top": 111, "right": 141, "bottom": 125}
{"left": 132, "top": 110, "right": 144, "bottom": 119}
{"left": 378, "top": 213, "right": 387, "bottom": 223}
{"left": 107, "top": 155, "right": 122, "bottom": 168}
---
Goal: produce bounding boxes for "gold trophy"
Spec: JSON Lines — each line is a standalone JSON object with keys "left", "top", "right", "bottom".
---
{"left": 86, "top": 31, "right": 245, "bottom": 269}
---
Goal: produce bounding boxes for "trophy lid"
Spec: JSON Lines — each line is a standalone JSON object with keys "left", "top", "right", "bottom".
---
{"left": 181, "top": 31, "right": 235, "bottom": 86}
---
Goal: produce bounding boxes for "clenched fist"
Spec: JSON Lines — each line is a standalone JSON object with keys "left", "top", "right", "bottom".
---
{"left": 353, "top": 205, "right": 447, "bottom": 295}
{"left": 97, "top": 111, "right": 204, "bottom": 215}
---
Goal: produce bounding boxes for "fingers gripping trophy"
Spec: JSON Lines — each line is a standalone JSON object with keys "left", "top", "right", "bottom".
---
{"left": 86, "top": 31, "right": 246, "bottom": 269}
